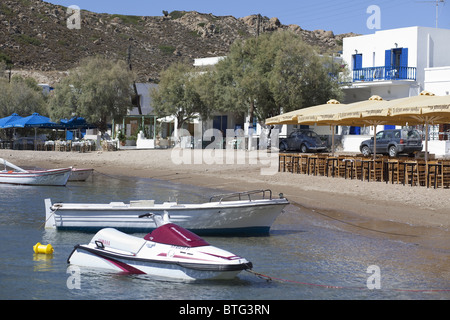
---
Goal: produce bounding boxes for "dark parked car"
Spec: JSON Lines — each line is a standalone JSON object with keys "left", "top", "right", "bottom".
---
{"left": 360, "top": 129, "right": 423, "bottom": 157}
{"left": 279, "top": 129, "right": 327, "bottom": 153}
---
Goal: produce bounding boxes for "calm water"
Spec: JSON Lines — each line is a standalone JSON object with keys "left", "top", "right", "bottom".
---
{"left": 0, "top": 172, "right": 449, "bottom": 301}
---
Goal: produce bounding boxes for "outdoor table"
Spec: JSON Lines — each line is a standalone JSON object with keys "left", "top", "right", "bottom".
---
{"left": 0, "top": 140, "right": 13, "bottom": 149}
{"left": 44, "top": 141, "right": 55, "bottom": 151}
{"left": 342, "top": 158, "right": 355, "bottom": 179}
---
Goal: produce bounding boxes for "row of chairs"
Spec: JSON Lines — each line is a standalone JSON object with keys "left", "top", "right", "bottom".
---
{"left": 45, "top": 140, "right": 96, "bottom": 152}
{"left": 278, "top": 153, "right": 450, "bottom": 188}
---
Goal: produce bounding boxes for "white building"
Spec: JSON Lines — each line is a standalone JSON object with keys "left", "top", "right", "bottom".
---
{"left": 339, "top": 26, "right": 450, "bottom": 155}
{"left": 342, "top": 26, "right": 450, "bottom": 102}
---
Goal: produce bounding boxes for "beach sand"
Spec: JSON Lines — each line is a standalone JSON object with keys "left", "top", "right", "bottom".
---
{"left": 1, "top": 148, "right": 449, "bottom": 259}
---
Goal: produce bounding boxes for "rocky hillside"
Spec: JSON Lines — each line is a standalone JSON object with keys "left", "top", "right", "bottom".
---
{"left": 0, "top": 0, "right": 357, "bottom": 84}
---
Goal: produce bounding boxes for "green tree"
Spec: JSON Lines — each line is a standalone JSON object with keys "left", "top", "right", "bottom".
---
{"left": 48, "top": 56, "right": 135, "bottom": 132}
{"left": 0, "top": 76, "right": 45, "bottom": 118}
{"left": 150, "top": 61, "right": 206, "bottom": 130}
{"left": 213, "top": 31, "right": 343, "bottom": 124}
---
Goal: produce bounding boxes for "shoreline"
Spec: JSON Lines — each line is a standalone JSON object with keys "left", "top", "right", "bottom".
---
{"left": 1, "top": 149, "right": 449, "bottom": 251}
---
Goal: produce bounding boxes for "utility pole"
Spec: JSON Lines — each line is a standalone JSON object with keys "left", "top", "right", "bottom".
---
{"left": 256, "top": 13, "right": 261, "bottom": 36}
{"left": 127, "top": 45, "right": 142, "bottom": 115}
{"left": 418, "top": 0, "right": 445, "bottom": 27}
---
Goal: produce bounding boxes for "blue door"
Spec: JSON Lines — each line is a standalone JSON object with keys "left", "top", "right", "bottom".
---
{"left": 352, "top": 54, "right": 362, "bottom": 69}
{"left": 385, "top": 48, "right": 408, "bottom": 79}
{"left": 352, "top": 54, "right": 363, "bottom": 80}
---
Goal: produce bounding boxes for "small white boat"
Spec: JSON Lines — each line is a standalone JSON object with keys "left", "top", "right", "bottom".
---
{"left": 67, "top": 213, "right": 252, "bottom": 281}
{"left": 68, "top": 168, "right": 93, "bottom": 181}
{"left": 45, "top": 190, "right": 289, "bottom": 235}
{"left": 0, "top": 158, "right": 72, "bottom": 186}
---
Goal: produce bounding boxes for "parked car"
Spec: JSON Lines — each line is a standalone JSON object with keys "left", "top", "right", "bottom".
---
{"left": 359, "top": 129, "right": 423, "bottom": 157}
{"left": 279, "top": 129, "right": 328, "bottom": 153}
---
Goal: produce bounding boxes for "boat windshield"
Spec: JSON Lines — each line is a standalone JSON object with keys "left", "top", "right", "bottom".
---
{"left": 144, "top": 223, "right": 209, "bottom": 248}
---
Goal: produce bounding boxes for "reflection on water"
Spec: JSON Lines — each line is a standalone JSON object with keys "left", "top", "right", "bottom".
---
{"left": 0, "top": 173, "right": 448, "bottom": 300}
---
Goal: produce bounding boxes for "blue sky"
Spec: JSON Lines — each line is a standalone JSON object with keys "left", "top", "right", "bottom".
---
{"left": 47, "top": 0, "right": 449, "bottom": 35}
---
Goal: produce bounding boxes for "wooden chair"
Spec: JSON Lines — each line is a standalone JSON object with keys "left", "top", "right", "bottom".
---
{"left": 278, "top": 153, "right": 287, "bottom": 172}
{"left": 335, "top": 156, "right": 347, "bottom": 178}
{"left": 290, "top": 155, "right": 300, "bottom": 174}
{"left": 403, "top": 161, "right": 418, "bottom": 186}
{"left": 326, "top": 156, "right": 338, "bottom": 177}
{"left": 413, "top": 161, "right": 427, "bottom": 187}
{"left": 307, "top": 155, "right": 318, "bottom": 175}
{"left": 298, "top": 155, "right": 308, "bottom": 174}
{"left": 427, "top": 161, "right": 442, "bottom": 188}
{"left": 351, "top": 157, "right": 362, "bottom": 180}
{"left": 442, "top": 161, "right": 450, "bottom": 188}
{"left": 316, "top": 155, "right": 327, "bottom": 176}
{"left": 386, "top": 159, "right": 400, "bottom": 184}
{"left": 369, "top": 158, "right": 384, "bottom": 182}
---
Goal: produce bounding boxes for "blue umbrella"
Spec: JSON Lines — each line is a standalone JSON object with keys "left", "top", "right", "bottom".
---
{"left": 4, "top": 113, "right": 62, "bottom": 150}
{"left": 60, "top": 117, "right": 94, "bottom": 129}
{"left": 6, "top": 113, "right": 60, "bottom": 128}
{"left": 0, "top": 113, "right": 23, "bottom": 129}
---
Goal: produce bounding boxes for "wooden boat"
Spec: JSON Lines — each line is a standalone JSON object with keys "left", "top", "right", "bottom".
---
{"left": 45, "top": 190, "right": 289, "bottom": 235}
{"left": 0, "top": 158, "right": 72, "bottom": 186}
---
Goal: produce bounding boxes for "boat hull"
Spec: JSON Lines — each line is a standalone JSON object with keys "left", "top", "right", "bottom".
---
{"left": 67, "top": 227, "right": 252, "bottom": 281}
{"left": 68, "top": 245, "right": 250, "bottom": 280}
{"left": 0, "top": 168, "right": 72, "bottom": 186}
{"left": 45, "top": 197, "right": 289, "bottom": 235}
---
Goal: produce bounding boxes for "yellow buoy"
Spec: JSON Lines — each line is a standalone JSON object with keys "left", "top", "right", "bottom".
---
{"left": 33, "top": 242, "right": 54, "bottom": 254}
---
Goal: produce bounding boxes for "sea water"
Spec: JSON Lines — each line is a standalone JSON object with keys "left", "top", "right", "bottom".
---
{"left": 0, "top": 172, "right": 448, "bottom": 301}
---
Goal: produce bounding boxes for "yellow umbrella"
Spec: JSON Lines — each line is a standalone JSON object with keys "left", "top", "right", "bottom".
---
{"left": 390, "top": 91, "right": 450, "bottom": 124}
{"left": 296, "top": 99, "right": 344, "bottom": 125}
{"left": 334, "top": 95, "right": 395, "bottom": 159}
{"left": 265, "top": 108, "right": 304, "bottom": 125}
{"left": 265, "top": 99, "right": 344, "bottom": 126}
{"left": 389, "top": 91, "right": 450, "bottom": 160}
{"left": 335, "top": 95, "right": 393, "bottom": 126}
{"left": 296, "top": 99, "right": 347, "bottom": 155}
{"left": 265, "top": 99, "right": 345, "bottom": 155}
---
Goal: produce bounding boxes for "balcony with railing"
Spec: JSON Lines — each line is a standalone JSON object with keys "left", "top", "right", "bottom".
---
{"left": 352, "top": 66, "right": 416, "bottom": 82}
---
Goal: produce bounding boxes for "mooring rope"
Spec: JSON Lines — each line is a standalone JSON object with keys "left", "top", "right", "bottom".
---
{"left": 245, "top": 269, "right": 450, "bottom": 293}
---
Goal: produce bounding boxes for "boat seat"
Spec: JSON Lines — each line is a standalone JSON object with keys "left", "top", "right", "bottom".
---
{"left": 91, "top": 228, "right": 146, "bottom": 254}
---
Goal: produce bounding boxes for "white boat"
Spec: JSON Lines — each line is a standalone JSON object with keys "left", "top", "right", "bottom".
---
{"left": 0, "top": 158, "right": 72, "bottom": 186}
{"left": 67, "top": 213, "right": 253, "bottom": 281}
{"left": 68, "top": 168, "right": 93, "bottom": 181}
{"left": 45, "top": 190, "right": 289, "bottom": 235}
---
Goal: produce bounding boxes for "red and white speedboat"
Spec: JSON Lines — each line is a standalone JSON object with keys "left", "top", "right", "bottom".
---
{"left": 67, "top": 213, "right": 253, "bottom": 281}
{"left": 0, "top": 158, "right": 71, "bottom": 186}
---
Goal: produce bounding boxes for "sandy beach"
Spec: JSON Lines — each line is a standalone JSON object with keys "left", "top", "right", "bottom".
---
{"left": 1, "top": 148, "right": 449, "bottom": 254}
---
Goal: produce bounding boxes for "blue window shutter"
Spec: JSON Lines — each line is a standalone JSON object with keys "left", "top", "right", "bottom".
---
{"left": 385, "top": 49, "right": 392, "bottom": 79}
{"left": 385, "top": 49, "right": 392, "bottom": 67}
{"left": 352, "top": 54, "right": 362, "bottom": 69}
{"left": 400, "top": 48, "right": 408, "bottom": 67}
{"left": 400, "top": 48, "right": 408, "bottom": 78}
